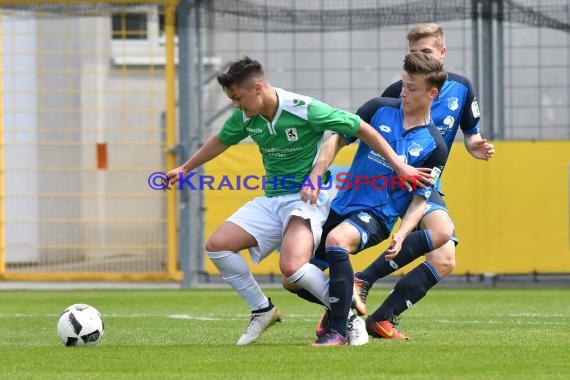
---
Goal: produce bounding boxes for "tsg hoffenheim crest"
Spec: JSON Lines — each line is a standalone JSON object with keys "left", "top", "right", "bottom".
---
{"left": 447, "top": 97, "right": 459, "bottom": 111}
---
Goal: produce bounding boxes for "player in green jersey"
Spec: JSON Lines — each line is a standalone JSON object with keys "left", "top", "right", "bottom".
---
{"left": 164, "top": 56, "right": 432, "bottom": 345}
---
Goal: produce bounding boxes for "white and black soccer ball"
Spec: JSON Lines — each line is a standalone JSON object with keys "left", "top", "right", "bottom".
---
{"left": 57, "top": 304, "right": 104, "bottom": 347}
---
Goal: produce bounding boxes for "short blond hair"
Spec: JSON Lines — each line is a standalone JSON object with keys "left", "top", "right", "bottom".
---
{"left": 406, "top": 23, "right": 445, "bottom": 49}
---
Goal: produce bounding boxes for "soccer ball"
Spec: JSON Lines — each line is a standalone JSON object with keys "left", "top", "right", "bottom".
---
{"left": 57, "top": 303, "right": 104, "bottom": 347}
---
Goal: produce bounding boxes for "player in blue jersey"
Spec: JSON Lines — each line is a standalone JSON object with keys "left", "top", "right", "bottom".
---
{"left": 352, "top": 23, "right": 496, "bottom": 339}
{"left": 308, "top": 52, "right": 450, "bottom": 345}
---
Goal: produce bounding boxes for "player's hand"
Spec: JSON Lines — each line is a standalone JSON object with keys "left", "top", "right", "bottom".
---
{"left": 397, "top": 165, "right": 434, "bottom": 191}
{"left": 385, "top": 233, "right": 405, "bottom": 260}
{"left": 469, "top": 139, "right": 495, "bottom": 161}
{"left": 163, "top": 166, "right": 184, "bottom": 191}
{"left": 300, "top": 174, "right": 321, "bottom": 204}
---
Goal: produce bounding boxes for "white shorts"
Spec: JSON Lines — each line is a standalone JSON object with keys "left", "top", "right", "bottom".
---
{"left": 227, "top": 190, "right": 331, "bottom": 264}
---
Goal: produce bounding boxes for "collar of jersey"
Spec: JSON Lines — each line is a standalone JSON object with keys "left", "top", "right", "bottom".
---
{"left": 402, "top": 118, "right": 435, "bottom": 136}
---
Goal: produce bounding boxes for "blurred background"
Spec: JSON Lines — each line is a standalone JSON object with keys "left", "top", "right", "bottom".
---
{"left": 0, "top": 0, "right": 568, "bottom": 287}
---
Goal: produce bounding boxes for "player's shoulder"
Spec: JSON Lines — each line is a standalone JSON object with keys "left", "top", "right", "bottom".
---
{"left": 360, "top": 96, "right": 401, "bottom": 111}
{"left": 446, "top": 72, "right": 474, "bottom": 89}
{"left": 276, "top": 87, "right": 316, "bottom": 120}
{"left": 381, "top": 80, "right": 403, "bottom": 98}
{"left": 426, "top": 124, "right": 448, "bottom": 151}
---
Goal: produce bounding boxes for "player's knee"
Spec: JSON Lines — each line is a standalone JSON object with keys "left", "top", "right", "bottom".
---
{"left": 430, "top": 228, "right": 453, "bottom": 249}
{"left": 426, "top": 242, "right": 456, "bottom": 277}
{"left": 204, "top": 237, "right": 224, "bottom": 252}
{"left": 324, "top": 231, "right": 350, "bottom": 251}
{"left": 421, "top": 211, "right": 454, "bottom": 248}
{"left": 279, "top": 258, "right": 304, "bottom": 278}
{"left": 425, "top": 221, "right": 454, "bottom": 248}
{"left": 281, "top": 276, "right": 300, "bottom": 293}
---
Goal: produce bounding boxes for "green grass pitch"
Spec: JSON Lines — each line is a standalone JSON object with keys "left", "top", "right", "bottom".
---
{"left": 0, "top": 287, "right": 569, "bottom": 379}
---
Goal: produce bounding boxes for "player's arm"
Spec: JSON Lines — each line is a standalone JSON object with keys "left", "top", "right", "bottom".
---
{"left": 302, "top": 133, "right": 347, "bottom": 204}
{"left": 164, "top": 134, "right": 229, "bottom": 190}
{"left": 385, "top": 194, "right": 427, "bottom": 259}
{"left": 456, "top": 75, "right": 495, "bottom": 160}
{"left": 165, "top": 109, "right": 245, "bottom": 190}
{"left": 464, "top": 133, "right": 495, "bottom": 161}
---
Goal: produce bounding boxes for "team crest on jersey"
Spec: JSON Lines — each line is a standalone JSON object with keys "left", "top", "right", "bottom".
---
{"left": 447, "top": 97, "right": 459, "bottom": 111}
{"left": 285, "top": 128, "right": 298, "bottom": 141}
{"left": 408, "top": 142, "right": 423, "bottom": 157}
{"left": 358, "top": 212, "right": 372, "bottom": 223}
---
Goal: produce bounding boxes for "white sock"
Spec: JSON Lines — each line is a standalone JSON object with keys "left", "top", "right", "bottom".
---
{"left": 288, "top": 262, "right": 330, "bottom": 308}
{"left": 207, "top": 251, "right": 269, "bottom": 311}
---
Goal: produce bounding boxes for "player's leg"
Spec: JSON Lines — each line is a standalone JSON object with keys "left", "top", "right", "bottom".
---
{"left": 206, "top": 198, "right": 283, "bottom": 345}
{"left": 421, "top": 198, "right": 457, "bottom": 277}
{"left": 365, "top": 260, "right": 439, "bottom": 340}
{"left": 357, "top": 209, "right": 452, "bottom": 284}
{"left": 281, "top": 208, "right": 344, "bottom": 307}
{"left": 317, "top": 221, "right": 361, "bottom": 344}
{"left": 354, "top": 196, "right": 453, "bottom": 314}
{"left": 313, "top": 211, "right": 388, "bottom": 346}
{"left": 366, "top": 210, "right": 456, "bottom": 320}
{"left": 280, "top": 216, "right": 333, "bottom": 308}
{"left": 278, "top": 190, "right": 338, "bottom": 310}
{"left": 365, "top": 207, "right": 454, "bottom": 339}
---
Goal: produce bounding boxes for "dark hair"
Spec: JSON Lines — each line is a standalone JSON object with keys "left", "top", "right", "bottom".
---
{"left": 403, "top": 52, "right": 447, "bottom": 92}
{"left": 216, "top": 56, "right": 265, "bottom": 89}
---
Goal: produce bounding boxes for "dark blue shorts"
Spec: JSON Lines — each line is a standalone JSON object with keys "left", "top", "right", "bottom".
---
{"left": 311, "top": 209, "right": 390, "bottom": 269}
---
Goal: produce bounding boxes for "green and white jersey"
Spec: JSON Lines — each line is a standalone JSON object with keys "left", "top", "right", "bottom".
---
{"left": 218, "top": 88, "right": 361, "bottom": 196}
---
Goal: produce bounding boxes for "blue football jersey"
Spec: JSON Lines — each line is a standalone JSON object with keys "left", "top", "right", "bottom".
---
{"left": 381, "top": 72, "right": 481, "bottom": 153}
{"left": 331, "top": 97, "right": 448, "bottom": 229}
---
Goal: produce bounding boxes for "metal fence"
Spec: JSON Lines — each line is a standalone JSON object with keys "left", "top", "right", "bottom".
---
{"left": 0, "top": 0, "right": 179, "bottom": 280}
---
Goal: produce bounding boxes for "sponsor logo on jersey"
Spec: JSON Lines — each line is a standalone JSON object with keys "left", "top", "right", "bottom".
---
{"left": 285, "top": 128, "right": 298, "bottom": 141}
{"left": 443, "top": 115, "right": 455, "bottom": 130}
{"left": 379, "top": 124, "right": 392, "bottom": 133}
{"left": 246, "top": 127, "right": 263, "bottom": 134}
{"left": 471, "top": 98, "right": 480, "bottom": 118}
{"left": 292, "top": 99, "right": 306, "bottom": 107}
{"left": 358, "top": 212, "right": 372, "bottom": 223}
{"left": 408, "top": 142, "right": 423, "bottom": 157}
{"left": 447, "top": 97, "right": 459, "bottom": 110}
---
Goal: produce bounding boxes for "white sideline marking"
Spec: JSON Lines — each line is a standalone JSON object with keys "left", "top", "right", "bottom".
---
{"left": 504, "top": 313, "right": 566, "bottom": 318}
{"left": 0, "top": 312, "right": 317, "bottom": 322}
{"left": 436, "top": 319, "right": 566, "bottom": 326}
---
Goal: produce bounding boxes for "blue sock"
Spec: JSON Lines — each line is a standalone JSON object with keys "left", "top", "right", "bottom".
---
{"left": 326, "top": 246, "right": 352, "bottom": 337}
{"left": 370, "top": 261, "right": 440, "bottom": 322}
{"left": 357, "top": 229, "right": 433, "bottom": 284}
